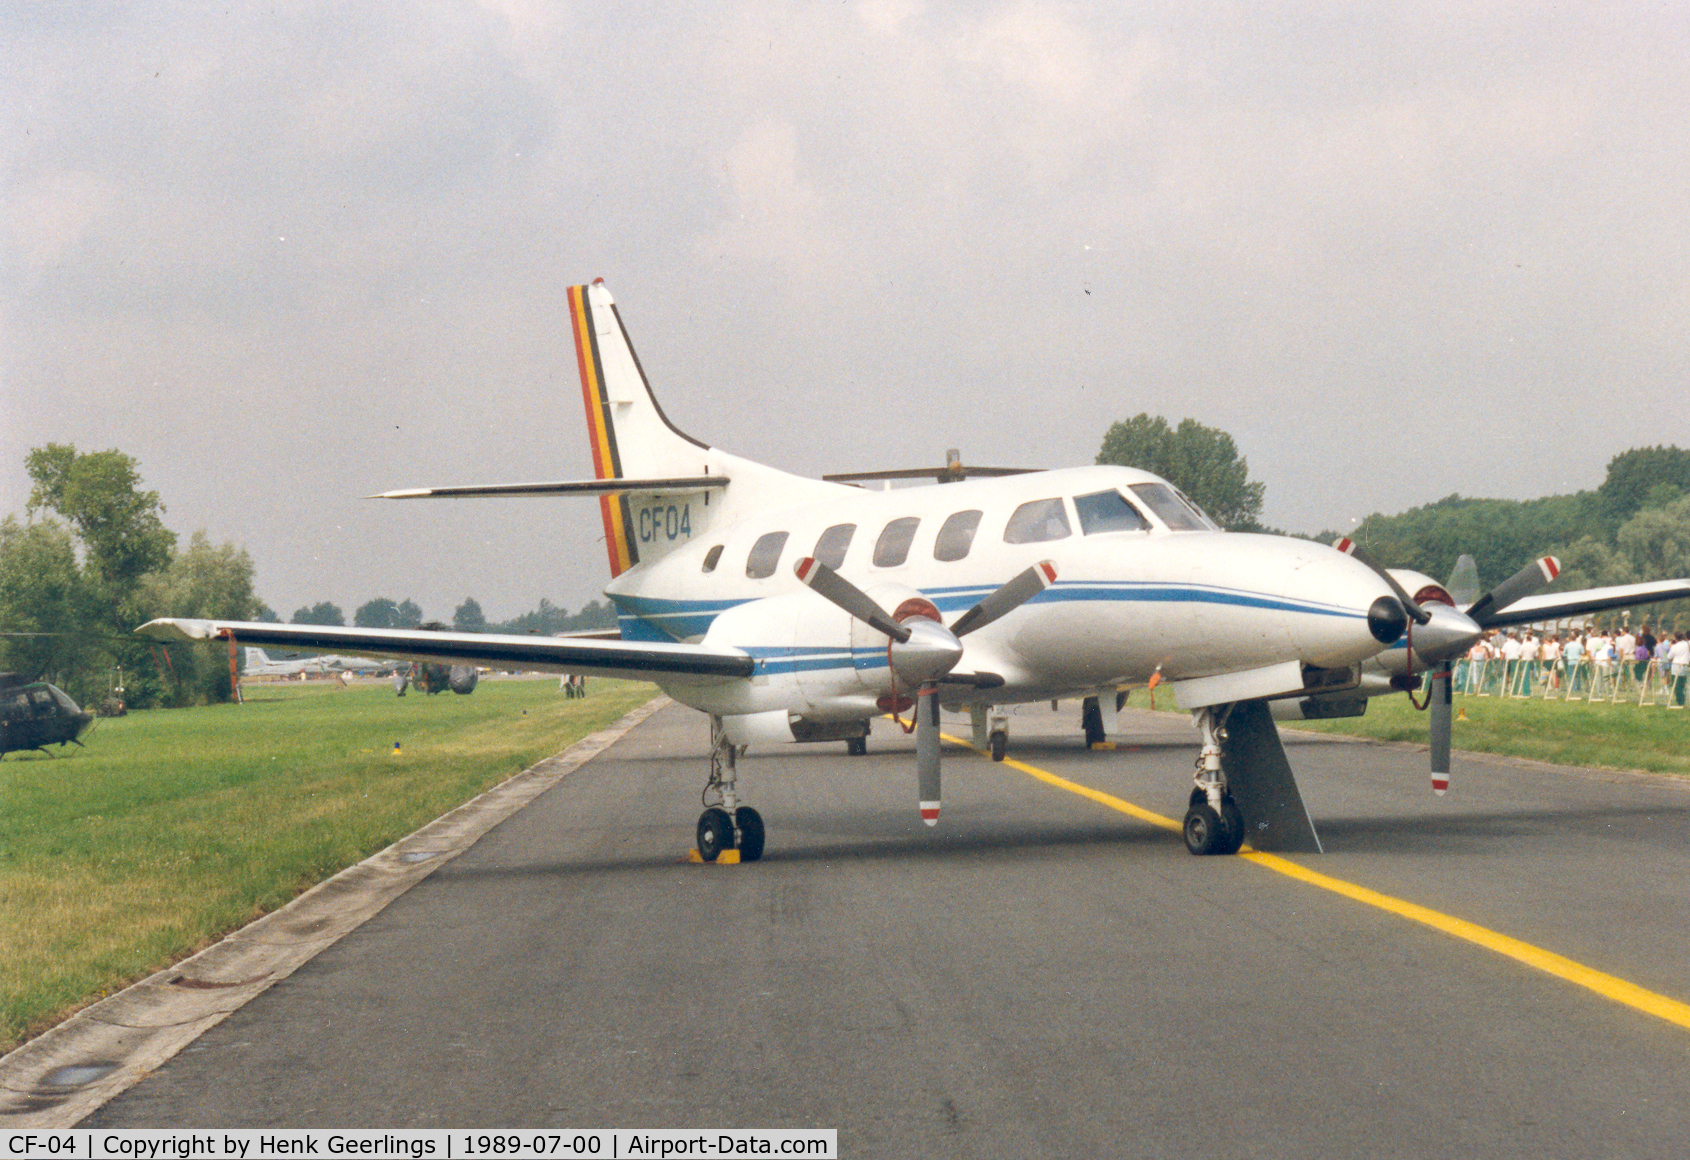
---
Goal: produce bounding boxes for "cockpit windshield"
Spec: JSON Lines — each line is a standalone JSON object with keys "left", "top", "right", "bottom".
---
{"left": 1128, "top": 483, "right": 1215, "bottom": 532}
{"left": 1074, "top": 489, "right": 1151, "bottom": 534}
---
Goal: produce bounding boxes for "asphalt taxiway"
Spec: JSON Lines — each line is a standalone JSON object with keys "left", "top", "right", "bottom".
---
{"left": 77, "top": 699, "right": 1690, "bottom": 1155}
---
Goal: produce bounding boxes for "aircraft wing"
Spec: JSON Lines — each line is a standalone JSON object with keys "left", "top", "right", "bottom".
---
{"left": 1476, "top": 578, "right": 1690, "bottom": 629}
{"left": 135, "top": 619, "right": 753, "bottom": 683}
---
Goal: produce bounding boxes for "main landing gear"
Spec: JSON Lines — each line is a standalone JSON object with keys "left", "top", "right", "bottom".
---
{"left": 1184, "top": 704, "right": 1245, "bottom": 856}
{"left": 969, "top": 704, "right": 1010, "bottom": 762}
{"left": 700, "top": 716, "right": 764, "bottom": 862}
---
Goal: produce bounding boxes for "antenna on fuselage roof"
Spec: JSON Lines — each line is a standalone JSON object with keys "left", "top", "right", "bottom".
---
{"left": 822, "top": 449, "right": 1041, "bottom": 487}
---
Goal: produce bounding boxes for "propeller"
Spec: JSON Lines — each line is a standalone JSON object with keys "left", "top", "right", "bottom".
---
{"left": 1424, "top": 555, "right": 1560, "bottom": 795}
{"left": 1340, "top": 543, "right": 1561, "bottom": 796}
{"left": 795, "top": 557, "right": 1057, "bottom": 825}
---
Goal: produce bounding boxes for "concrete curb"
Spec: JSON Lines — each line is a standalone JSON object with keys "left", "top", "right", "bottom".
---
{"left": 0, "top": 694, "right": 670, "bottom": 1128}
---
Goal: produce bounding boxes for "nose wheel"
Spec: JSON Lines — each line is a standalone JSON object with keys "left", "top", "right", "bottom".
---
{"left": 698, "top": 716, "right": 765, "bottom": 862}
{"left": 697, "top": 805, "right": 764, "bottom": 862}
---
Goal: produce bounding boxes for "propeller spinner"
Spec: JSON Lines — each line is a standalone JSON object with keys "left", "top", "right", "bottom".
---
{"left": 795, "top": 557, "right": 1056, "bottom": 825}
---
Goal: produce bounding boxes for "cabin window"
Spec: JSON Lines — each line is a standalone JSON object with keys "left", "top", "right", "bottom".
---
{"left": 813, "top": 523, "right": 855, "bottom": 570}
{"left": 1129, "top": 483, "right": 1209, "bottom": 532}
{"left": 933, "top": 510, "right": 982, "bottom": 561}
{"left": 873, "top": 517, "right": 920, "bottom": 567}
{"left": 1074, "top": 489, "right": 1151, "bottom": 535}
{"left": 745, "top": 531, "right": 789, "bottom": 579}
{"left": 701, "top": 544, "right": 724, "bottom": 573}
{"left": 1003, "top": 498, "right": 1071, "bottom": 544}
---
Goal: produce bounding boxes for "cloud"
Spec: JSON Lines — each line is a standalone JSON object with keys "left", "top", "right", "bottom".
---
{"left": 4, "top": 1, "right": 1688, "bottom": 619}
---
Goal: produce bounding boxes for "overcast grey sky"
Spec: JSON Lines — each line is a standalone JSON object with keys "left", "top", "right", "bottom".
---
{"left": 5, "top": 1, "right": 1687, "bottom": 623}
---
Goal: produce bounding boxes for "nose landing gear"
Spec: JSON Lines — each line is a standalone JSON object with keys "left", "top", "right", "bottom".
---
{"left": 700, "top": 716, "right": 765, "bottom": 862}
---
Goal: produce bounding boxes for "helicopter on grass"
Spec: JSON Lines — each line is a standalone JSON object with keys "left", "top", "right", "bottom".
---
{"left": 0, "top": 671, "right": 95, "bottom": 759}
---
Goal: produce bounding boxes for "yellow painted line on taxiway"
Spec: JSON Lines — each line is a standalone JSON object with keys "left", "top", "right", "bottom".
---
{"left": 946, "top": 730, "right": 1690, "bottom": 1034}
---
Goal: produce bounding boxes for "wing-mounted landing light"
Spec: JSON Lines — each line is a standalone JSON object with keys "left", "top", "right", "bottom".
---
{"left": 794, "top": 557, "right": 1057, "bottom": 826}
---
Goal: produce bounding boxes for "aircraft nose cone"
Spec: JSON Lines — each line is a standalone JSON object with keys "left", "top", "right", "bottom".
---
{"left": 889, "top": 618, "right": 964, "bottom": 686}
{"left": 1410, "top": 604, "right": 1483, "bottom": 665}
{"left": 1367, "top": 595, "right": 1409, "bottom": 646}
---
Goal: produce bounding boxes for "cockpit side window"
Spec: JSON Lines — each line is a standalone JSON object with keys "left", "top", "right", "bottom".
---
{"left": 1074, "top": 490, "right": 1151, "bottom": 535}
{"left": 1003, "top": 498, "right": 1072, "bottom": 544}
{"left": 1172, "top": 487, "right": 1221, "bottom": 530}
{"left": 701, "top": 544, "right": 724, "bottom": 572}
{"left": 746, "top": 531, "right": 790, "bottom": 579}
{"left": 813, "top": 523, "right": 855, "bottom": 570}
{"left": 873, "top": 517, "right": 920, "bottom": 567}
{"left": 933, "top": 510, "right": 982, "bottom": 561}
{"left": 1129, "top": 483, "right": 1209, "bottom": 531}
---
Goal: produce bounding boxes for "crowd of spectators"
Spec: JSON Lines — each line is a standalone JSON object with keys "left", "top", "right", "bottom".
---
{"left": 1453, "top": 622, "right": 1689, "bottom": 707}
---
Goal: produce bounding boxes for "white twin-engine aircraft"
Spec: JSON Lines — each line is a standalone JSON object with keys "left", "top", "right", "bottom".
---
{"left": 139, "top": 281, "right": 1690, "bottom": 860}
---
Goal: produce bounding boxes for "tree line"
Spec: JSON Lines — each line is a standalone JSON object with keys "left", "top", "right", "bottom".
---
{"left": 280, "top": 594, "right": 615, "bottom": 635}
{"left": 0, "top": 444, "right": 613, "bottom": 709}
{"left": 1, "top": 444, "right": 260, "bottom": 709}
{"left": 1326, "top": 446, "right": 1690, "bottom": 625}
{"left": 5, "top": 432, "right": 1685, "bottom": 711}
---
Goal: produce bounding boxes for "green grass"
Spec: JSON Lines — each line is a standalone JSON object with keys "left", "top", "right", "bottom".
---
{"left": 1284, "top": 690, "right": 1690, "bottom": 777}
{"left": 0, "top": 677, "right": 657, "bottom": 1051}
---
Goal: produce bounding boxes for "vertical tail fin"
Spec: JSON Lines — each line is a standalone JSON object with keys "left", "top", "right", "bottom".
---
{"left": 569, "top": 281, "right": 714, "bottom": 576}
{"left": 567, "top": 281, "right": 844, "bottom": 580}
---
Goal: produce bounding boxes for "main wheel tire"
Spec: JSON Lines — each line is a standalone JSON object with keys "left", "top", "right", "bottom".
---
{"left": 1081, "top": 697, "right": 1105, "bottom": 747}
{"left": 846, "top": 736, "right": 867, "bottom": 757}
{"left": 989, "top": 730, "right": 1007, "bottom": 762}
{"left": 735, "top": 806, "right": 765, "bottom": 862}
{"left": 1183, "top": 803, "right": 1226, "bottom": 855}
{"left": 1217, "top": 796, "right": 1246, "bottom": 855}
{"left": 697, "top": 807, "right": 735, "bottom": 862}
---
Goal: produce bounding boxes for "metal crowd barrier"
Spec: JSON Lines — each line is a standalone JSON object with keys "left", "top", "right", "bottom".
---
{"left": 1450, "top": 657, "right": 1686, "bottom": 707}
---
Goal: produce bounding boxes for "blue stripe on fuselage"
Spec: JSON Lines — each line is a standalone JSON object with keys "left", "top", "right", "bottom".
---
{"left": 613, "top": 581, "right": 1365, "bottom": 643}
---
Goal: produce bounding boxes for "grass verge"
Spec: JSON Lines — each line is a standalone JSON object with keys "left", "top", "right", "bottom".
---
{"left": 1283, "top": 691, "right": 1690, "bottom": 777}
{"left": 1, "top": 676, "right": 657, "bottom": 1052}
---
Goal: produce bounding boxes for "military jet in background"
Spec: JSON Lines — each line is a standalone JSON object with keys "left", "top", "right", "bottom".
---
{"left": 241, "top": 647, "right": 403, "bottom": 677}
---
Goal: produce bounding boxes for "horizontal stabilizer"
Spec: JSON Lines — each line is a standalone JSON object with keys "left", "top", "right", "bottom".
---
{"left": 371, "top": 476, "right": 728, "bottom": 500}
{"left": 136, "top": 619, "right": 753, "bottom": 682}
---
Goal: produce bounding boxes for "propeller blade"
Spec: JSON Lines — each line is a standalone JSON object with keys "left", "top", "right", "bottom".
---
{"left": 949, "top": 560, "right": 1058, "bottom": 638}
{"left": 1464, "top": 556, "right": 1561, "bottom": 626}
{"left": 1335, "top": 538, "right": 1430, "bottom": 625}
{"left": 1446, "top": 554, "right": 1481, "bottom": 607}
{"left": 916, "top": 682, "right": 941, "bottom": 825}
{"left": 793, "top": 557, "right": 911, "bottom": 642}
{"left": 1429, "top": 664, "right": 1452, "bottom": 795}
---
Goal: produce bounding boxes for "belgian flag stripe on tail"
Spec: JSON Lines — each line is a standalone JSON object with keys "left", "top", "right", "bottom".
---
{"left": 569, "top": 284, "right": 637, "bottom": 576}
